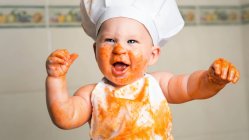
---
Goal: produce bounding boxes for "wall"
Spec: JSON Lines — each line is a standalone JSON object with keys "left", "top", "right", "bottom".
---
{"left": 0, "top": 0, "right": 248, "bottom": 140}
{"left": 241, "top": 10, "right": 249, "bottom": 140}
{"left": 164, "top": 22, "right": 249, "bottom": 140}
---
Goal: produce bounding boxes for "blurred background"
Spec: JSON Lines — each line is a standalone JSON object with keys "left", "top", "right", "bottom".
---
{"left": 0, "top": 0, "right": 248, "bottom": 140}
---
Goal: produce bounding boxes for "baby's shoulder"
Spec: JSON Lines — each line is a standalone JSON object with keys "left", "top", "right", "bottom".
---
{"left": 149, "top": 71, "right": 174, "bottom": 82}
{"left": 74, "top": 83, "right": 97, "bottom": 98}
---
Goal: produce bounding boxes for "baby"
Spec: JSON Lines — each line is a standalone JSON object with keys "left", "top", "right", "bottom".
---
{"left": 46, "top": 0, "right": 240, "bottom": 139}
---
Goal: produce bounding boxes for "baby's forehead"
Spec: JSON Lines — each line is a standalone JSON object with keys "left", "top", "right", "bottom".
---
{"left": 99, "top": 17, "right": 150, "bottom": 34}
{"left": 102, "top": 17, "right": 145, "bottom": 27}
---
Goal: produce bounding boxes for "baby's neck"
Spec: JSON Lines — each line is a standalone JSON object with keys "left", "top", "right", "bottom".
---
{"left": 103, "top": 74, "right": 146, "bottom": 89}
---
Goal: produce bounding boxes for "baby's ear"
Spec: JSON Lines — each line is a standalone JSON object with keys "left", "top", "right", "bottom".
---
{"left": 148, "top": 45, "right": 160, "bottom": 65}
{"left": 93, "top": 43, "right": 97, "bottom": 59}
{"left": 93, "top": 43, "right": 96, "bottom": 53}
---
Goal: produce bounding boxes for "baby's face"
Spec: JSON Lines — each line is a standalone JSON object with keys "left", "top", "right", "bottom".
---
{"left": 94, "top": 17, "right": 158, "bottom": 86}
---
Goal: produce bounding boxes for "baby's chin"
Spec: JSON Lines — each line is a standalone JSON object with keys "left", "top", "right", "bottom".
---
{"left": 105, "top": 74, "right": 144, "bottom": 87}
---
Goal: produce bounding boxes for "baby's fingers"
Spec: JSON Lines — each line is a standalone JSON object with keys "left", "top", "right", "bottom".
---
{"left": 51, "top": 49, "right": 70, "bottom": 61}
{"left": 226, "top": 63, "right": 240, "bottom": 84}
{"left": 212, "top": 58, "right": 240, "bottom": 84}
{"left": 213, "top": 62, "right": 222, "bottom": 75}
{"left": 212, "top": 58, "right": 228, "bottom": 77}
{"left": 47, "top": 56, "right": 66, "bottom": 65}
{"left": 69, "top": 53, "right": 78, "bottom": 65}
{"left": 220, "top": 62, "right": 229, "bottom": 80}
{"left": 232, "top": 70, "right": 240, "bottom": 84}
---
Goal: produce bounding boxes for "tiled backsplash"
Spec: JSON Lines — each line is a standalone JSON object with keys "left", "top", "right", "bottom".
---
{"left": 0, "top": 5, "right": 45, "bottom": 28}
{"left": 0, "top": 4, "right": 249, "bottom": 28}
{"left": 182, "top": 5, "right": 249, "bottom": 25}
{"left": 49, "top": 6, "right": 81, "bottom": 27}
{"left": 242, "top": 4, "right": 249, "bottom": 24}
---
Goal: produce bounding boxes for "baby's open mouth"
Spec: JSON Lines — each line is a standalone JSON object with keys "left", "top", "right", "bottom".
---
{"left": 112, "top": 62, "right": 130, "bottom": 76}
{"left": 113, "top": 62, "right": 129, "bottom": 71}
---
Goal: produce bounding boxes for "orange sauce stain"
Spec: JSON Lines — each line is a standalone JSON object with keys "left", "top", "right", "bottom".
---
{"left": 97, "top": 43, "right": 149, "bottom": 86}
{"left": 153, "top": 101, "right": 173, "bottom": 139}
{"left": 92, "top": 78, "right": 173, "bottom": 139}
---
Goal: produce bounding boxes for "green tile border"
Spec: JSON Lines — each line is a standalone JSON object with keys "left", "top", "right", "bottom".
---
{"left": 199, "top": 6, "right": 241, "bottom": 25}
{"left": 49, "top": 6, "right": 81, "bottom": 28}
{"left": 0, "top": 5, "right": 45, "bottom": 28}
{"left": 0, "top": 4, "right": 249, "bottom": 28}
{"left": 241, "top": 4, "right": 249, "bottom": 24}
{"left": 179, "top": 6, "right": 197, "bottom": 25}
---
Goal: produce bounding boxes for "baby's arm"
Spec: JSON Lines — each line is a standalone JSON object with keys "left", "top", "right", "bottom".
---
{"left": 153, "top": 58, "right": 240, "bottom": 104}
{"left": 46, "top": 49, "right": 93, "bottom": 129}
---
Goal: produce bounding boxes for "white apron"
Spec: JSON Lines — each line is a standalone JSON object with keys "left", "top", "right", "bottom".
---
{"left": 90, "top": 74, "right": 173, "bottom": 140}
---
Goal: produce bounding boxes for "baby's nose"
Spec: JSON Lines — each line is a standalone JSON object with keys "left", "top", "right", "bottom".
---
{"left": 113, "top": 43, "right": 127, "bottom": 55}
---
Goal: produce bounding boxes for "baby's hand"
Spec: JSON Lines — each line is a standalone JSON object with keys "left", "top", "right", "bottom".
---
{"left": 208, "top": 58, "right": 240, "bottom": 85}
{"left": 46, "top": 49, "right": 78, "bottom": 78}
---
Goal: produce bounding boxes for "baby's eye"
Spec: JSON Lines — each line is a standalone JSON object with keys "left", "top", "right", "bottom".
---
{"left": 105, "top": 38, "right": 115, "bottom": 43}
{"left": 127, "top": 40, "right": 137, "bottom": 44}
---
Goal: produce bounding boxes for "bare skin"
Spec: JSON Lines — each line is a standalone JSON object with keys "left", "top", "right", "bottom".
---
{"left": 46, "top": 49, "right": 93, "bottom": 129}
{"left": 46, "top": 18, "right": 240, "bottom": 129}
{"left": 153, "top": 58, "right": 240, "bottom": 104}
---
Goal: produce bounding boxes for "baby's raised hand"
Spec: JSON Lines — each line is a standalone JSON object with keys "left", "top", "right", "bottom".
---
{"left": 46, "top": 49, "right": 78, "bottom": 77}
{"left": 208, "top": 58, "right": 240, "bottom": 85}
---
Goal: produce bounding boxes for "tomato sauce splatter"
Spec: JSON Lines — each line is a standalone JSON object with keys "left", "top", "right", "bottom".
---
{"left": 91, "top": 77, "right": 173, "bottom": 139}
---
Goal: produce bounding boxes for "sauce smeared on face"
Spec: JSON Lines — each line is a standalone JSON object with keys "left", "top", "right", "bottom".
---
{"left": 95, "top": 17, "right": 154, "bottom": 87}
{"left": 96, "top": 43, "right": 149, "bottom": 87}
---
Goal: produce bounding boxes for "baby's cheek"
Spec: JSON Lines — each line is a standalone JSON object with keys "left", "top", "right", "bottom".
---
{"left": 97, "top": 47, "right": 111, "bottom": 69}
{"left": 131, "top": 53, "right": 148, "bottom": 72}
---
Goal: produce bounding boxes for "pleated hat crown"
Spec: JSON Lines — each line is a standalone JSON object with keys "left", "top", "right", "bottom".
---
{"left": 80, "top": 0, "right": 184, "bottom": 47}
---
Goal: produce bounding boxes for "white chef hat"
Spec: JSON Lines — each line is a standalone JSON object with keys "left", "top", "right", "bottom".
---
{"left": 80, "top": 0, "right": 184, "bottom": 47}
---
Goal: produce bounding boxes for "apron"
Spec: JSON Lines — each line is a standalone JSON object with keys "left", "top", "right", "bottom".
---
{"left": 90, "top": 74, "right": 173, "bottom": 140}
